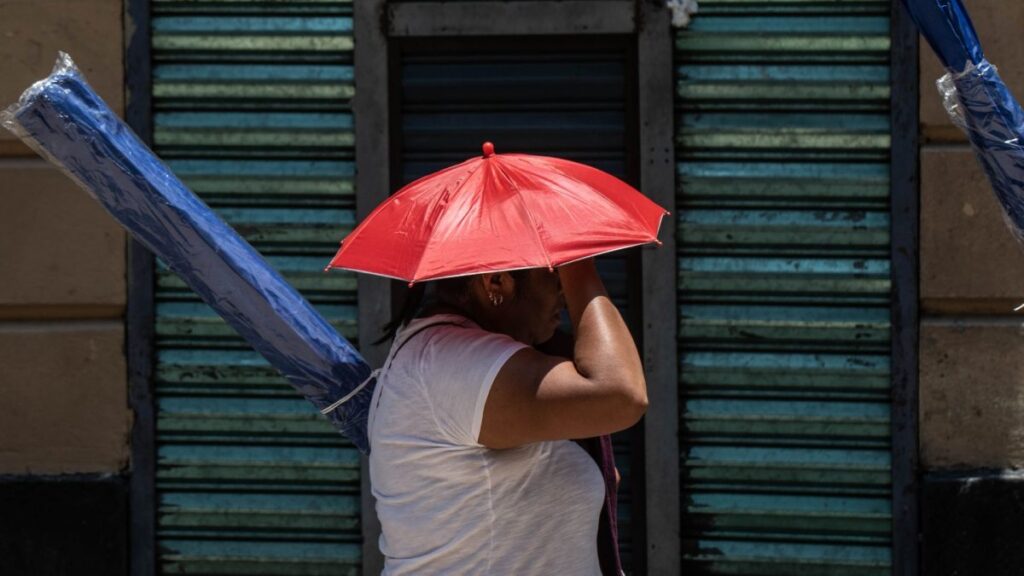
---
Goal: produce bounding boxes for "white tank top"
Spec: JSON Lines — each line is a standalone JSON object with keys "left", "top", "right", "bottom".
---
{"left": 368, "top": 314, "right": 606, "bottom": 575}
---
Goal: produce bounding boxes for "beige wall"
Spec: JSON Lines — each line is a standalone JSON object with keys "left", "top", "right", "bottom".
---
{"left": 1, "top": 0, "right": 1021, "bottom": 476}
{"left": 919, "top": 0, "right": 1024, "bottom": 469}
{"left": 0, "top": 0, "right": 130, "bottom": 474}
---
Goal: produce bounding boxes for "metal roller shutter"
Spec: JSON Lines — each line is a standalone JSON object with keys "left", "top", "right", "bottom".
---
{"left": 396, "top": 40, "right": 643, "bottom": 572}
{"left": 675, "top": 0, "right": 894, "bottom": 574}
{"left": 150, "top": 1, "right": 361, "bottom": 573}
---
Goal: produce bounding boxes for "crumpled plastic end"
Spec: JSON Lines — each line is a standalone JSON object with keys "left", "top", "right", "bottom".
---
{"left": 937, "top": 69, "right": 968, "bottom": 133}
{"left": 2, "top": 52, "right": 81, "bottom": 136}
{"left": 666, "top": 0, "right": 698, "bottom": 28}
{"left": 1, "top": 52, "right": 102, "bottom": 200}
{"left": 935, "top": 58, "right": 1024, "bottom": 148}
{"left": 935, "top": 59, "right": 995, "bottom": 134}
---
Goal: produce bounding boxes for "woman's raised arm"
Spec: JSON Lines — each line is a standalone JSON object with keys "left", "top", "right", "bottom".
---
{"left": 478, "top": 259, "right": 647, "bottom": 449}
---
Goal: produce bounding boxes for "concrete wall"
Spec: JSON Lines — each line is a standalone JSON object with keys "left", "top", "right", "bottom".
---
{"left": 0, "top": 0, "right": 129, "bottom": 475}
{"left": 918, "top": 2, "right": 1024, "bottom": 573}
{"left": 918, "top": 0, "right": 1024, "bottom": 471}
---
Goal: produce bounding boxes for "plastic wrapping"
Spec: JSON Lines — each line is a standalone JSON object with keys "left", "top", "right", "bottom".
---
{"left": 2, "top": 53, "right": 374, "bottom": 453}
{"left": 936, "top": 59, "right": 1024, "bottom": 248}
{"left": 903, "top": 0, "right": 1024, "bottom": 253}
{"left": 901, "top": 0, "right": 983, "bottom": 73}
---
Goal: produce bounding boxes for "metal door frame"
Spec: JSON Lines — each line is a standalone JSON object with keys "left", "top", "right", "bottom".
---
{"left": 354, "top": 1, "right": 679, "bottom": 574}
{"left": 125, "top": 0, "right": 156, "bottom": 574}
{"left": 890, "top": 2, "right": 922, "bottom": 574}
{"left": 390, "top": 30, "right": 647, "bottom": 571}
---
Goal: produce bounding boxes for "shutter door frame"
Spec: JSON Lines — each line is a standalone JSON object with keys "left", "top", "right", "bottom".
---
{"left": 126, "top": 0, "right": 157, "bottom": 572}
{"left": 354, "top": 1, "right": 682, "bottom": 572}
{"left": 391, "top": 32, "right": 645, "bottom": 572}
{"left": 889, "top": 2, "right": 921, "bottom": 574}
{"left": 637, "top": 2, "right": 682, "bottom": 575}
{"left": 353, "top": 4, "right": 392, "bottom": 573}
{"left": 353, "top": 3, "right": 391, "bottom": 573}
{"left": 673, "top": 0, "right": 921, "bottom": 574}
{"left": 127, "top": 1, "right": 362, "bottom": 574}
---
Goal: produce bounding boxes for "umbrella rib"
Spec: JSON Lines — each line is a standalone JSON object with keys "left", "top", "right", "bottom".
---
{"left": 410, "top": 159, "right": 488, "bottom": 283}
{"left": 492, "top": 160, "right": 554, "bottom": 271}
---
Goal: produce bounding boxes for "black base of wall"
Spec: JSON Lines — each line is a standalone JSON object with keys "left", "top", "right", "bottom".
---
{"left": 923, "top": 469, "right": 1024, "bottom": 576}
{"left": 0, "top": 474, "right": 128, "bottom": 576}
{"left": 4, "top": 469, "right": 1024, "bottom": 575}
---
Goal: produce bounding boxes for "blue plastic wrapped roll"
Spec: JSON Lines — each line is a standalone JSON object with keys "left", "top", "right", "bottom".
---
{"left": 903, "top": 0, "right": 1024, "bottom": 253}
{"left": 1, "top": 53, "right": 374, "bottom": 454}
{"left": 937, "top": 60, "right": 1024, "bottom": 249}
{"left": 902, "top": 0, "right": 983, "bottom": 73}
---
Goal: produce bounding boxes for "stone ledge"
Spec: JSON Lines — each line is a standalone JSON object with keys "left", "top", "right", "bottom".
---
{"left": 920, "top": 318, "right": 1024, "bottom": 469}
{"left": 920, "top": 146, "right": 1024, "bottom": 303}
{"left": 0, "top": 321, "right": 130, "bottom": 474}
{"left": 0, "top": 160, "right": 126, "bottom": 307}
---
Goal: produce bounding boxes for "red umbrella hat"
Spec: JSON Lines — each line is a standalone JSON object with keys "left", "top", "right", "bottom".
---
{"left": 326, "top": 142, "right": 669, "bottom": 284}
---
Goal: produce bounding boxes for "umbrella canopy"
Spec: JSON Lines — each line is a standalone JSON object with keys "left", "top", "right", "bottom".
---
{"left": 903, "top": 0, "right": 1024, "bottom": 248}
{"left": 327, "top": 142, "right": 669, "bottom": 283}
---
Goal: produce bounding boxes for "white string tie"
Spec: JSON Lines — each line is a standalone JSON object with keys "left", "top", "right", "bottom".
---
{"left": 320, "top": 368, "right": 380, "bottom": 415}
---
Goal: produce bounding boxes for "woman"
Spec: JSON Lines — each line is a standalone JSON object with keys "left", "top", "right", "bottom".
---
{"left": 367, "top": 257, "right": 648, "bottom": 575}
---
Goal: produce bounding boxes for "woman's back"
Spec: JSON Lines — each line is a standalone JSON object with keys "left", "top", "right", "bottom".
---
{"left": 368, "top": 314, "right": 605, "bottom": 575}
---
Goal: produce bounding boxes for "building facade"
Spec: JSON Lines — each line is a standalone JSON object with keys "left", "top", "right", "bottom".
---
{"left": 0, "top": 1, "right": 1022, "bottom": 574}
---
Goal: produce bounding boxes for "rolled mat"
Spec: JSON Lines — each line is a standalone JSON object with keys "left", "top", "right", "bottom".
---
{"left": 1, "top": 53, "right": 374, "bottom": 454}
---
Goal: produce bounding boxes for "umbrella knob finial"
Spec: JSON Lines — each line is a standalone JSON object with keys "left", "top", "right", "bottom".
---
{"left": 482, "top": 141, "right": 495, "bottom": 158}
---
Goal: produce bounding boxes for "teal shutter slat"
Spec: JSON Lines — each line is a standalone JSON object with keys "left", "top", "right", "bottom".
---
{"left": 160, "top": 541, "right": 360, "bottom": 576}
{"left": 398, "top": 46, "right": 640, "bottom": 571}
{"left": 164, "top": 159, "right": 354, "bottom": 207}
{"left": 676, "top": 0, "right": 894, "bottom": 574}
{"left": 151, "top": 1, "right": 359, "bottom": 574}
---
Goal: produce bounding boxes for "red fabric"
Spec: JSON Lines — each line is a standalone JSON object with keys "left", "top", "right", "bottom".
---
{"left": 327, "top": 146, "right": 669, "bottom": 282}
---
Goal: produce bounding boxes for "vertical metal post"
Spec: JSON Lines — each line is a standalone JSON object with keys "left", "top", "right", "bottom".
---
{"left": 890, "top": 2, "right": 921, "bottom": 575}
{"left": 638, "top": 1, "right": 681, "bottom": 574}
{"left": 355, "top": 0, "right": 391, "bottom": 573}
{"left": 125, "top": 0, "right": 156, "bottom": 574}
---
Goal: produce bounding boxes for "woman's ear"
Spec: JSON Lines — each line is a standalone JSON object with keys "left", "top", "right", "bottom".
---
{"left": 494, "top": 272, "right": 516, "bottom": 298}
{"left": 480, "top": 272, "right": 514, "bottom": 296}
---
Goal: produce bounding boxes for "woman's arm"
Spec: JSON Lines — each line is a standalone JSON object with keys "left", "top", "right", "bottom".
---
{"left": 478, "top": 259, "right": 647, "bottom": 449}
